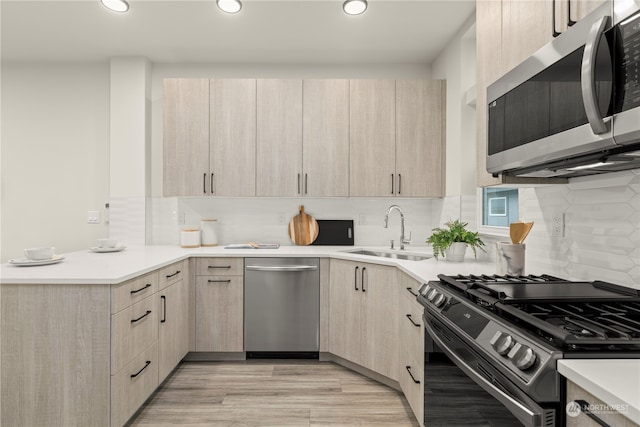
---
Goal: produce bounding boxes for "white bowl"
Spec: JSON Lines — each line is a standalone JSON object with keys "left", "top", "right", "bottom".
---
{"left": 24, "top": 247, "right": 55, "bottom": 261}
{"left": 97, "top": 238, "right": 118, "bottom": 248}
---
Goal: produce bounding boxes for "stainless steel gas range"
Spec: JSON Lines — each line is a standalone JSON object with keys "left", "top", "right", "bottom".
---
{"left": 418, "top": 274, "right": 640, "bottom": 427}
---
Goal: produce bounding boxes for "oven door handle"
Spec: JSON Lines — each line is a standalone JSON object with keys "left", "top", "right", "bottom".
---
{"left": 424, "top": 320, "right": 547, "bottom": 427}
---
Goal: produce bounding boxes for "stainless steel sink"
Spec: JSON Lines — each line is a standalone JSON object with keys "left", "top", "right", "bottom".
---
{"left": 344, "top": 249, "right": 431, "bottom": 261}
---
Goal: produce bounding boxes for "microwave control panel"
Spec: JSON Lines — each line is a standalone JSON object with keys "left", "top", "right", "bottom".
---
{"left": 620, "top": 11, "right": 640, "bottom": 111}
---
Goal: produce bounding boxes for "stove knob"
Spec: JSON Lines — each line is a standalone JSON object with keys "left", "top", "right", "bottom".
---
{"left": 491, "top": 332, "right": 514, "bottom": 356}
{"left": 427, "top": 289, "right": 438, "bottom": 302}
{"left": 515, "top": 347, "right": 537, "bottom": 371}
{"left": 419, "top": 284, "right": 431, "bottom": 296}
{"left": 433, "top": 293, "right": 447, "bottom": 308}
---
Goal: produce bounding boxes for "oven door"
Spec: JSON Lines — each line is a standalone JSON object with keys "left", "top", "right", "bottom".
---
{"left": 424, "top": 313, "right": 558, "bottom": 427}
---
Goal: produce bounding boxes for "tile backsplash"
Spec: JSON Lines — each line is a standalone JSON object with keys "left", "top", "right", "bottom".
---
{"left": 138, "top": 170, "right": 639, "bottom": 288}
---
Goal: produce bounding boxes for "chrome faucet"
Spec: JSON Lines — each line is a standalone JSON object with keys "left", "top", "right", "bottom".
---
{"left": 384, "top": 205, "right": 411, "bottom": 250}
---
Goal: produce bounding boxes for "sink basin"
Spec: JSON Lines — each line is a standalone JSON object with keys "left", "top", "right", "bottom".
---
{"left": 344, "top": 249, "right": 431, "bottom": 262}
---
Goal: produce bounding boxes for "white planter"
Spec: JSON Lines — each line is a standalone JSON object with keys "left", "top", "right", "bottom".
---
{"left": 445, "top": 242, "right": 467, "bottom": 262}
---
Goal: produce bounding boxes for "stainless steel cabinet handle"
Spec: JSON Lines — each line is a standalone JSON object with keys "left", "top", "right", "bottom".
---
{"left": 573, "top": 400, "right": 611, "bottom": 427}
{"left": 130, "top": 360, "right": 151, "bottom": 378}
{"left": 245, "top": 265, "right": 318, "bottom": 272}
{"left": 130, "top": 283, "right": 151, "bottom": 294}
{"left": 581, "top": 15, "right": 611, "bottom": 135}
{"left": 361, "top": 267, "right": 367, "bottom": 293}
{"left": 406, "top": 365, "right": 420, "bottom": 384}
{"left": 406, "top": 314, "right": 421, "bottom": 327}
{"left": 131, "top": 310, "right": 152, "bottom": 323}
{"left": 354, "top": 266, "right": 359, "bottom": 291}
{"left": 208, "top": 279, "right": 231, "bottom": 283}
{"left": 160, "top": 295, "right": 166, "bottom": 323}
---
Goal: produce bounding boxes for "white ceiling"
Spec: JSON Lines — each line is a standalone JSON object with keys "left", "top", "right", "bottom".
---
{"left": 1, "top": 0, "right": 476, "bottom": 65}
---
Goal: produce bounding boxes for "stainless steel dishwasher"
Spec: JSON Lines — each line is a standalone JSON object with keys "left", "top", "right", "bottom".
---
{"left": 244, "top": 258, "right": 320, "bottom": 358}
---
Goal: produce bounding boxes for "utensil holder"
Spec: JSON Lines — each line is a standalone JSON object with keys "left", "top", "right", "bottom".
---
{"left": 496, "top": 242, "right": 525, "bottom": 276}
{"left": 200, "top": 219, "right": 218, "bottom": 247}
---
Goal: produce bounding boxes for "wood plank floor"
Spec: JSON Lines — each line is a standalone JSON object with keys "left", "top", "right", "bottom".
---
{"left": 128, "top": 360, "right": 420, "bottom": 427}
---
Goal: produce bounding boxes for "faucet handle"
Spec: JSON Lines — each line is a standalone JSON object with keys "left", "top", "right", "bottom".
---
{"left": 402, "top": 232, "right": 412, "bottom": 245}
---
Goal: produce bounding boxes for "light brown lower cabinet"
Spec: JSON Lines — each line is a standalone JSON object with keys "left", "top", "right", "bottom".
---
{"left": 566, "top": 380, "right": 639, "bottom": 427}
{"left": 399, "top": 274, "right": 425, "bottom": 427}
{"left": 0, "top": 263, "right": 190, "bottom": 427}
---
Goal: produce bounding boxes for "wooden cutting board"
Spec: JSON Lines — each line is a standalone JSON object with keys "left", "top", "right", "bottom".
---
{"left": 288, "top": 205, "right": 319, "bottom": 245}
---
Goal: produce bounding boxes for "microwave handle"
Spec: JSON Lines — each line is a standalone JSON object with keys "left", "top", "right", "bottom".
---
{"left": 581, "top": 15, "right": 611, "bottom": 135}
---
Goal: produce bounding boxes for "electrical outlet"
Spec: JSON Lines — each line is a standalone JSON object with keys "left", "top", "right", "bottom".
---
{"left": 551, "top": 214, "right": 564, "bottom": 237}
{"left": 358, "top": 214, "right": 366, "bottom": 225}
{"left": 87, "top": 210, "right": 100, "bottom": 224}
{"left": 277, "top": 212, "right": 286, "bottom": 224}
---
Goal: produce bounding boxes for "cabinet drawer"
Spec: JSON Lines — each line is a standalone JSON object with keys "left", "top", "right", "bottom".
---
{"left": 401, "top": 297, "right": 425, "bottom": 365}
{"left": 112, "top": 295, "right": 158, "bottom": 374}
{"left": 400, "top": 360, "right": 424, "bottom": 426}
{"left": 196, "top": 257, "right": 243, "bottom": 276}
{"left": 111, "top": 271, "right": 159, "bottom": 314}
{"left": 158, "top": 260, "right": 187, "bottom": 290}
{"left": 111, "top": 341, "right": 159, "bottom": 427}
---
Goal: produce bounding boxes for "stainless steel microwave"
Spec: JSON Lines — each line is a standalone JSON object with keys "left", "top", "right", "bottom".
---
{"left": 486, "top": 0, "right": 640, "bottom": 178}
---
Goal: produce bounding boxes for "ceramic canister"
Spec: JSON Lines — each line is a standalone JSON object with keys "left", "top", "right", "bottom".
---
{"left": 200, "top": 219, "right": 218, "bottom": 247}
{"left": 181, "top": 228, "right": 200, "bottom": 248}
{"left": 496, "top": 242, "right": 526, "bottom": 276}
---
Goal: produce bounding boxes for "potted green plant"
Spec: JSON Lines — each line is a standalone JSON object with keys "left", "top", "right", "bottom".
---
{"left": 426, "top": 219, "right": 486, "bottom": 262}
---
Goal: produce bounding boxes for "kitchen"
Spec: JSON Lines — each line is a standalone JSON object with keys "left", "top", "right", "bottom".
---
{"left": 1, "top": 0, "right": 640, "bottom": 426}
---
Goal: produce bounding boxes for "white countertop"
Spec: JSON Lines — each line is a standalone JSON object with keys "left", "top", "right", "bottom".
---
{"left": 0, "top": 244, "right": 498, "bottom": 285}
{"left": 558, "top": 359, "right": 640, "bottom": 424}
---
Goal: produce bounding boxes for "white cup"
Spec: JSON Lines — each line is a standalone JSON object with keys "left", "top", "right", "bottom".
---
{"left": 97, "top": 238, "right": 118, "bottom": 248}
{"left": 24, "top": 247, "right": 55, "bottom": 260}
{"left": 496, "top": 242, "right": 525, "bottom": 276}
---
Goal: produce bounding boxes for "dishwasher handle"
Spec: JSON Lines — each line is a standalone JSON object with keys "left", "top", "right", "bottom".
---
{"left": 245, "top": 265, "right": 318, "bottom": 272}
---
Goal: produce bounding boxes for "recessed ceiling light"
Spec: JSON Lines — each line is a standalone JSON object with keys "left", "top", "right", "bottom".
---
{"left": 100, "top": 0, "right": 129, "bottom": 13}
{"left": 343, "top": 0, "right": 367, "bottom": 15}
{"left": 217, "top": 0, "right": 242, "bottom": 14}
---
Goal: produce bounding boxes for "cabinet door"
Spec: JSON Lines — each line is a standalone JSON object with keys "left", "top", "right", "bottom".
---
{"left": 195, "top": 275, "right": 243, "bottom": 352}
{"left": 163, "top": 78, "right": 210, "bottom": 196}
{"left": 360, "top": 263, "right": 399, "bottom": 380}
{"left": 349, "top": 80, "right": 396, "bottom": 197}
{"left": 211, "top": 79, "right": 257, "bottom": 197}
{"left": 502, "top": 0, "right": 554, "bottom": 74}
{"left": 158, "top": 280, "right": 189, "bottom": 382}
{"left": 303, "top": 79, "right": 350, "bottom": 197}
{"left": 329, "top": 259, "right": 363, "bottom": 364}
{"left": 396, "top": 80, "right": 445, "bottom": 197}
{"left": 256, "top": 79, "right": 303, "bottom": 197}
{"left": 476, "top": 0, "right": 505, "bottom": 187}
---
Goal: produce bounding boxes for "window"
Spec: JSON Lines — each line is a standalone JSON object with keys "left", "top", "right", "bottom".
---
{"left": 482, "top": 188, "right": 518, "bottom": 227}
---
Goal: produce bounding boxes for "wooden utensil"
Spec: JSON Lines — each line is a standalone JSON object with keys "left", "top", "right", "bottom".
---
{"left": 509, "top": 221, "right": 526, "bottom": 244}
{"left": 288, "top": 205, "right": 319, "bottom": 245}
{"left": 519, "top": 222, "right": 534, "bottom": 243}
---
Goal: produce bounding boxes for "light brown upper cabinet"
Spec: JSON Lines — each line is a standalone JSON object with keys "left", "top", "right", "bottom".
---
{"left": 256, "top": 79, "right": 303, "bottom": 197}
{"left": 349, "top": 80, "right": 397, "bottom": 197}
{"left": 396, "top": 80, "right": 445, "bottom": 198}
{"left": 302, "top": 79, "right": 350, "bottom": 197}
{"left": 210, "top": 79, "right": 257, "bottom": 197}
{"left": 163, "top": 78, "right": 257, "bottom": 197}
{"left": 163, "top": 79, "right": 210, "bottom": 197}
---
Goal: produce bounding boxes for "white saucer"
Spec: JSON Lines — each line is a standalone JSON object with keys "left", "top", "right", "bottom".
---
{"left": 90, "top": 246, "right": 126, "bottom": 253}
{"left": 8, "top": 255, "right": 65, "bottom": 267}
